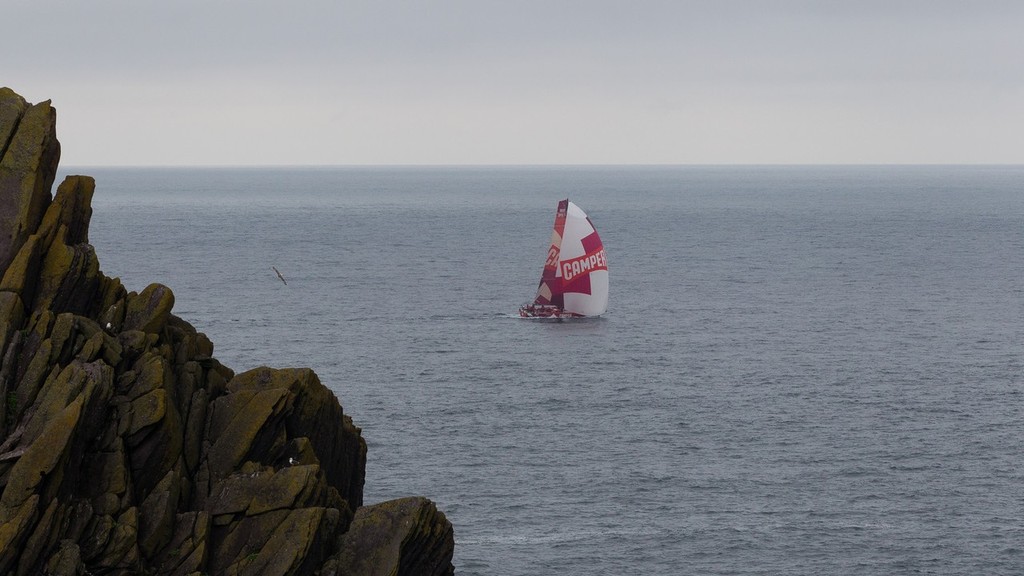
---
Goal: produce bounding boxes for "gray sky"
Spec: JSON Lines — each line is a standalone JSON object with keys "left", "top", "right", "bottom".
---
{"left": 5, "top": 1, "right": 1023, "bottom": 165}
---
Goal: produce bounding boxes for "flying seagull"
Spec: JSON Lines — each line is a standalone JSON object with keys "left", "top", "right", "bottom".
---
{"left": 272, "top": 266, "right": 287, "bottom": 285}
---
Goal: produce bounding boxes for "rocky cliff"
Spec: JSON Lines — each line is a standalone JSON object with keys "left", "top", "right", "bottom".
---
{"left": 0, "top": 87, "right": 454, "bottom": 576}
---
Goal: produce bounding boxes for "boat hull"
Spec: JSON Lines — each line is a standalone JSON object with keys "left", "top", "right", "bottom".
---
{"left": 518, "top": 304, "right": 585, "bottom": 318}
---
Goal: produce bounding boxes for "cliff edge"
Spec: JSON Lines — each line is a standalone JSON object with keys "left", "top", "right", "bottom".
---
{"left": 0, "top": 87, "right": 454, "bottom": 576}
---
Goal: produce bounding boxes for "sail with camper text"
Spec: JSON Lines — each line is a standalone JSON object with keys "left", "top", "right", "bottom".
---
{"left": 520, "top": 199, "right": 608, "bottom": 318}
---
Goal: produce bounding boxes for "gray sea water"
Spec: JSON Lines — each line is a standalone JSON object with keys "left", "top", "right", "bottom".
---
{"left": 57, "top": 165, "right": 1024, "bottom": 575}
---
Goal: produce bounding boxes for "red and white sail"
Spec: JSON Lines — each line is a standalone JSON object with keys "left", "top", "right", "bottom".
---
{"left": 524, "top": 199, "right": 608, "bottom": 317}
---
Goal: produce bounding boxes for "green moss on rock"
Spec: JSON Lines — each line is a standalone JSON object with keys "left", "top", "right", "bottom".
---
{"left": 0, "top": 96, "right": 58, "bottom": 274}
{"left": 0, "top": 290, "right": 25, "bottom": 353}
{"left": 0, "top": 494, "right": 39, "bottom": 574}
{"left": 128, "top": 388, "right": 168, "bottom": 436}
{"left": 205, "top": 388, "right": 289, "bottom": 480}
{"left": 226, "top": 367, "right": 366, "bottom": 508}
{"left": 0, "top": 88, "right": 28, "bottom": 156}
{"left": 37, "top": 175, "right": 94, "bottom": 247}
{"left": 123, "top": 283, "right": 174, "bottom": 335}
{"left": 32, "top": 236, "right": 101, "bottom": 315}
{"left": 96, "top": 506, "right": 141, "bottom": 572}
{"left": 154, "top": 510, "right": 210, "bottom": 575}
{"left": 1, "top": 395, "right": 83, "bottom": 511}
{"left": 0, "top": 233, "right": 42, "bottom": 303}
{"left": 138, "top": 470, "right": 180, "bottom": 559}
{"left": 330, "top": 497, "right": 455, "bottom": 576}
{"left": 41, "top": 539, "right": 82, "bottom": 576}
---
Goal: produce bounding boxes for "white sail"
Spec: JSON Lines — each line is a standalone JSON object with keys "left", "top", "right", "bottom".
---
{"left": 557, "top": 202, "right": 608, "bottom": 316}
{"left": 522, "top": 199, "right": 608, "bottom": 318}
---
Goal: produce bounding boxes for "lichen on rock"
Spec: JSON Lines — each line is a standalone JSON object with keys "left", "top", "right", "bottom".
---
{"left": 0, "top": 88, "right": 454, "bottom": 576}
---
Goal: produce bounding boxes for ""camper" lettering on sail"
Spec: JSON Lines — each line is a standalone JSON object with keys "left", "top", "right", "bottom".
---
{"left": 561, "top": 248, "right": 607, "bottom": 282}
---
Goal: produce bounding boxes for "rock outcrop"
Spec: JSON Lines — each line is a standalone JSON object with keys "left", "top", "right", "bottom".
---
{"left": 0, "top": 88, "right": 454, "bottom": 576}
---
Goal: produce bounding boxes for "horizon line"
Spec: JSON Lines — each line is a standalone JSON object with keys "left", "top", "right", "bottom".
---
{"left": 57, "top": 162, "right": 1024, "bottom": 170}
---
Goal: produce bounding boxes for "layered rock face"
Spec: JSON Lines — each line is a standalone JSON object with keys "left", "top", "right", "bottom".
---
{"left": 0, "top": 88, "right": 454, "bottom": 576}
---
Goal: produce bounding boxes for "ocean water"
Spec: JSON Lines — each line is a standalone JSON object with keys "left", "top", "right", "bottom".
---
{"left": 57, "top": 165, "right": 1024, "bottom": 575}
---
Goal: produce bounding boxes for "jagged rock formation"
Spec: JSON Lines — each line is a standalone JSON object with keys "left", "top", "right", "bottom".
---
{"left": 0, "top": 87, "right": 455, "bottom": 576}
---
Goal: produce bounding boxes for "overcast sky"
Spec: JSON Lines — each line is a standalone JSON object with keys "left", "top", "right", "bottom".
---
{"left": 5, "top": 1, "right": 1023, "bottom": 165}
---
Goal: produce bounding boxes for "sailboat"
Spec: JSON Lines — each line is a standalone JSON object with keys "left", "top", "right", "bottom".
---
{"left": 520, "top": 199, "right": 608, "bottom": 318}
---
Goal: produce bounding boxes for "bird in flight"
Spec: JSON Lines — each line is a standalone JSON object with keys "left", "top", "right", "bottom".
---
{"left": 272, "top": 266, "right": 287, "bottom": 285}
